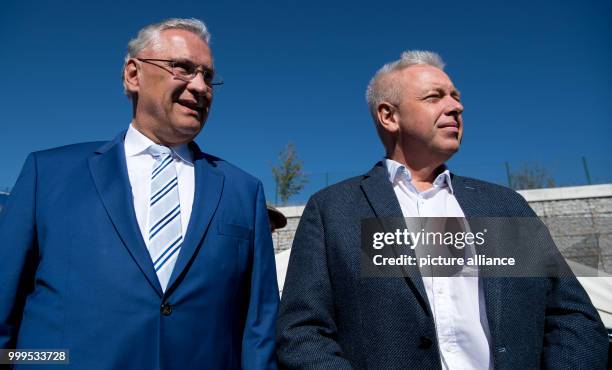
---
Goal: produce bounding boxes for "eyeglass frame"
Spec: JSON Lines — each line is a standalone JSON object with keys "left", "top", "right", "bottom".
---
{"left": 134, "top": 58, "right": 224, "bottom": 86}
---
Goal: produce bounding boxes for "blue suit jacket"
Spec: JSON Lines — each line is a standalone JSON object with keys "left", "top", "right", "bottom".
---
{"left": 0, "top": 132, "right": 279, "bottom": 369}
{"left": 277, "top": 162, "right": 608, "bottom": 369}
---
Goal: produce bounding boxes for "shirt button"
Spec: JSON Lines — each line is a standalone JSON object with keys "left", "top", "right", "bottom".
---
{"left": 160, "top": 302, "right": 173, "bottom": 316}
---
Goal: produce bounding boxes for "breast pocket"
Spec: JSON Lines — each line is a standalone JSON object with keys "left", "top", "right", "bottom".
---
{"left": 213, "top": 222, "right": 252, "bottom": 279}
{"left": 216, "top": 222, "right": 253, "bottom": 240}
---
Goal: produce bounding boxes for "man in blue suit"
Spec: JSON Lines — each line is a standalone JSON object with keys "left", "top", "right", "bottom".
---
{"left": 0, "top": 18, "right": 278, "bottom": 369}
{"left": 276, "top": 51, "right": 608, "bottom": 369}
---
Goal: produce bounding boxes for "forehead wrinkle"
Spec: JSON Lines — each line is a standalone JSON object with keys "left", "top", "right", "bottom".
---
{"left": 165, "top": 34, "right": 189, "bottom": 50}
{"left": 148, "top": 29, "right": 212, "bottom": 63}
{"left": 420, "top": 80, "right": 458, "bottom": 94}
{"left": 408, "top": 65, "right": 453, "bottom": 84}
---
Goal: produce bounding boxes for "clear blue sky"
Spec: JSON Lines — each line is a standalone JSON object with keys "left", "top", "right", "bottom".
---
{"left": 1, "top": 0, "right": 610, "bottom": 204}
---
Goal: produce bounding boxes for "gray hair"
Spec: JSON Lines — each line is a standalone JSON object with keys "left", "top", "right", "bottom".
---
{"left": 122, "top": 18, "right": 211, "bottom": 96}
{"left": 365, "top": 50, "right": 445, "bottom": 123}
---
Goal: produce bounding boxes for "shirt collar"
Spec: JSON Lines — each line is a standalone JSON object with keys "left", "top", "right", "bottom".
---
{"left": 125, "top": 123, "right": 194, "bottom": 164}
{"left": 383, "top": 158, "right": 454, "bottom": 194}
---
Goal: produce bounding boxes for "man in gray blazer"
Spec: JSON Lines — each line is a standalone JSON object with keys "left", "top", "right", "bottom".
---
{"left": 276, "top": 51, "right": 608, "bottom": 369}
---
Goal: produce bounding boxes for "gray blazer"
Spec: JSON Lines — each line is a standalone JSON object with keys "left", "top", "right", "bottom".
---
{"left": 277, "top": 162, "right": 607, "bottom": 369}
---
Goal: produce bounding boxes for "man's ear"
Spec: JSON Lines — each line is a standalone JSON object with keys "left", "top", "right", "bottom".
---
{"left": 123, "top": 59, "right": 140, "bottom": 96}
{"left": 376, "top": 102, "right": 399, "bottom": 135}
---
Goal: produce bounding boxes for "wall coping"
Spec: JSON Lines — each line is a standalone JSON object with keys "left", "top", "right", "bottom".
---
{"left": 518, "top": 184, "right": 612, "bottom": 202}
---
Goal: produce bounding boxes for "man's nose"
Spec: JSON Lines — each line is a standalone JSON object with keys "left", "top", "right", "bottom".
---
{"left": 445, "top": 96, "right": 463, "bottom": 116}
{"left": 187, "top": 71, "right": 211, "bottom": 95}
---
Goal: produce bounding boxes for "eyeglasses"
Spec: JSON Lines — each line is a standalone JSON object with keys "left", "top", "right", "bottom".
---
{"left": 135, "top": 58, "right": 224, "bottom": 86}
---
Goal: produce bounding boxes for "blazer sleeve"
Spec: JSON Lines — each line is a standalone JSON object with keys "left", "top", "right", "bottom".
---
{"left": 241, "top": 181, "right": 280, "bottom": 370}
{"left": 511, "top": 192, "right": 610, "bottom": 369}
{"left": 541, "top": 275, "right": 609, "bottom": 369}
{"left": 0, "top": 153, "right": 39, "bottom": 348}
{"left": 276, "top": 196, "right": 354, "bottom": 369}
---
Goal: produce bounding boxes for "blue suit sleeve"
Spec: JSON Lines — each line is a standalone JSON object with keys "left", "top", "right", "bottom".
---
{"left": 276, "top": 197, "right": 354, "bottom": 369}
{"left": 241, "top": 182, "right": 279, "bottom": 370}
{"left": 0, "top": 153, "right": 39, "bottom": 349}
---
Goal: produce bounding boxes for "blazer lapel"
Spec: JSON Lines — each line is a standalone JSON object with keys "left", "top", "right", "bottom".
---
{"left": 89, "top": 131, "right": 163, "bottom": 297}
{"left": 452, "top": 175, "right": 503, "bottom": 353}
{"left": 360, "top": 162, "right": 431, "bottom": 316}
{"left": 165, "top": 143, "right": 224, "bottom": 294}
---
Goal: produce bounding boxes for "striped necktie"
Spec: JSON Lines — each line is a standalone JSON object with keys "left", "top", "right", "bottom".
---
{"left": 147, "top": 144, "right": 183, "bottom": 292}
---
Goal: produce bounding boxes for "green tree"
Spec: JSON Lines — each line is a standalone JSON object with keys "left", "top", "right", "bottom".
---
{"left": 271, "top": 143, "right": 308, "bottom": 205}
{"left": 509, "top": 163, "right": 556, "bottom": 190}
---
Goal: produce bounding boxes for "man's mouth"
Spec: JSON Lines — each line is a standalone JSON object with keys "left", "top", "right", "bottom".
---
{"left": 438, "top": 121, "right": 459, "bottom": 138}
{"left": 438, "top": 121, "right": 458, "bottom": 128}
{"left": 177, "top": 100, "right": 204, "bottom": 116}
{"left": 438, "top": 121, "right": 459, "bottom": 132}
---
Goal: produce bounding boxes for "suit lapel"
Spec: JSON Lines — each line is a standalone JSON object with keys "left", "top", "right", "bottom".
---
{"left": 452, "top": 175, "right": 502, "bottom": 353}
{"left": 165, "top": 144, "right": 224, "bottom": 294}
{"left": 89, "top": 131, "right": 163, "bottom": 297}
{"left": 360, "top": 162, "right": 432, "bottom": 316}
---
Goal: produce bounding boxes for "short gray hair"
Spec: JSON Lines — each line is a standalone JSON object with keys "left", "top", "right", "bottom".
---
{"left": 365, "top": 50, "right": 445, "bottom": 123}
{"left": 122, "top": 18, "right": 211, "bottom": 96}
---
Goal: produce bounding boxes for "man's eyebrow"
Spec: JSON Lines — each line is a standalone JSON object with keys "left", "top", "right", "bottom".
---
{"left": 174, "top": 58, "right": 214, "bottom": 71}
{"left": 421, "top": 86, "right": 461, "bottom": 96}
{"left": 172, "top": 58, "right": 196, "bottom": 64}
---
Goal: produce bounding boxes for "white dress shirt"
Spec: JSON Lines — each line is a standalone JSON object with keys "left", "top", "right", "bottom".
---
{"left": 384, "top": 159, "right": 492, "bottom": 370}
{"left": 124, "top": 124, "right": 195, "bottom": 242}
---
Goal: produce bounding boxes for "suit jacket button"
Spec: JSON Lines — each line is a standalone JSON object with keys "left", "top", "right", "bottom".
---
{"left": 418, "top": 336, "right": 433, "bottom": 349}
{"left": 161, "top": 303, "right": 172, "bottom": 316}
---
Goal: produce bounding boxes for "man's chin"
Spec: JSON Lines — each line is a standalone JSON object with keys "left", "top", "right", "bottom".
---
{"left": 434, "top": 142, "right": 460, "bottom": 158}
{"left": 178, "top": 115, "right": 205, "bottom": 130}
{"left": 434, "top": 137, "right": 460, "bottom": 150}
{"left": 166, "top": 119, "right": 204, "bottom": 143}
{"left": 443, "top": 146, "right": 460, "bottom": 156}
